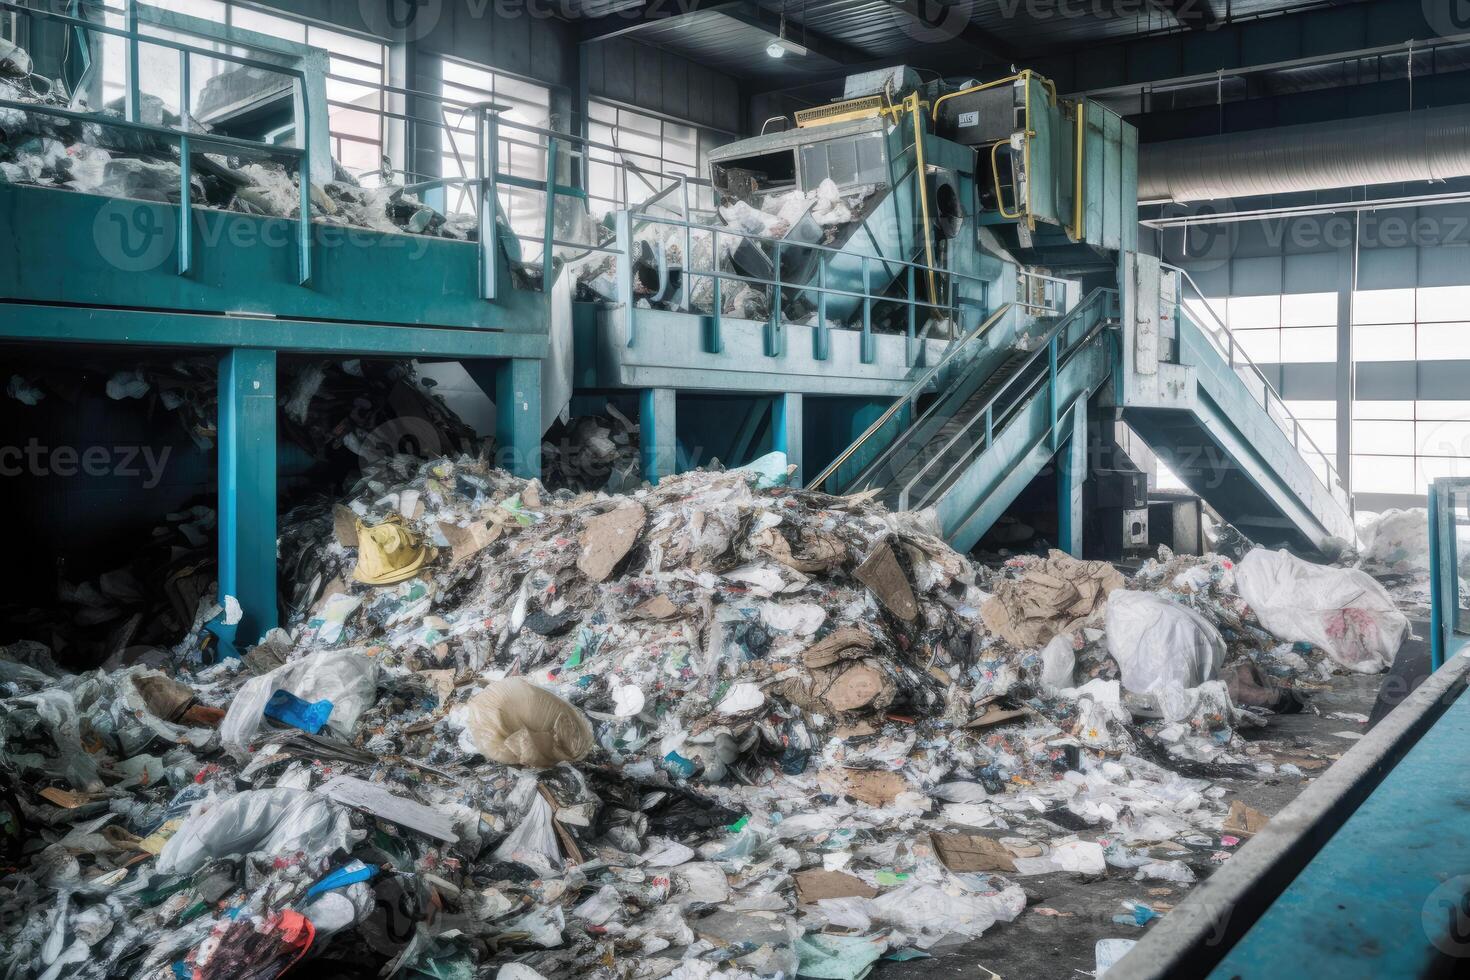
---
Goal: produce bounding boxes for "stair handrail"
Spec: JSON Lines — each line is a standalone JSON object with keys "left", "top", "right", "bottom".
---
{"left": 1163, "top": 263, "right": 1347, "bottom": 501}
{"left": 806, "top": 303, "right": 1016, "bottom": 493}
{"left": 898, "top": 288, "right": 1117, "bottom": 511}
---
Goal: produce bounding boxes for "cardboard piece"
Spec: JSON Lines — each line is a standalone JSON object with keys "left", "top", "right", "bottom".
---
{"left": 854, "top": 540, "right": 919, "bottom": 622}
{"left": 332, "top": 505, "right": 359, "bottom": 548}
{"left": 1222, "top": 800, "right": 1269, "bottom": 838}
{"left": 577, "top": 505, "right": 646, "bottom": 583}
{"left": 632, "top": 595, "right": 680, "bottom": 620}
{"left": 964, "top": 706, "right": 1031, "bottom": 730}
{"left": 320, "top": 775, "right": 459, "bottom": 843}
{"left": 818, "top": 768, "right": 910, "bottom": 807}
{"left": 793, "top": 869, "right": 879, "bottom": 904}
{"left": 438, "top": 520, "right": 501, "bottom": 563}
{"left": 931, "top": 832, "right": 1018, "bottom": 873}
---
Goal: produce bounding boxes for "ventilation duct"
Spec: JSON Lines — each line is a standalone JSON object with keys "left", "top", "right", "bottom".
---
{"left": 1138, "top": 104, "right": 1470, "bottom": 203}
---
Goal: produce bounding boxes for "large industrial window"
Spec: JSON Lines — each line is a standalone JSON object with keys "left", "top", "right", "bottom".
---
{"left": 102, "top": 3, "right": 391, "bottom": 183}
{"left": 1352, "top": 286, "right": 1470, "bottom": 495}
{"left": 1194, "top": 292, "right": 1337, "bottom": 366}
{"left": 587, "top": 100, "right": 714, "bottom": 219}
{"left": 438, "top": 58, "right": 551, "bottom": 248}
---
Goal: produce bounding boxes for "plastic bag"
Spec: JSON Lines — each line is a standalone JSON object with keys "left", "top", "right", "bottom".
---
{"left": 1104, "top": 590, "right": 1225, "bottom": 694}
{"left": 464, "top": 678, "right": 594, "bottom": 766}
{"left": 1235, "top": 548, "right": 1407, "bottom": 672}
{"left": 221, "top": 650, "right": 380, "bottom": 755}
{"left": 492, "top": 791, "right": 562, "bottom": 866}
{"left": 157, "top": 788, "right": 353, "bottom": 875}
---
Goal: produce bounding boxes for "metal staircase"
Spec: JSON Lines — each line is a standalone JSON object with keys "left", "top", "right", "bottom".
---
{"left": 811, "top": 289, "right": 1119, "bottom": 551}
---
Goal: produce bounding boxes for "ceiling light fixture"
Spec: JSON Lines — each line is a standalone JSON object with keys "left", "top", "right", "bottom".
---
{"left": 766, "top": 3, "right": 807, "bottom": 59}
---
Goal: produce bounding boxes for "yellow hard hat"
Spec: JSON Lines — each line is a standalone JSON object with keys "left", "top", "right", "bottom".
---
{"left": 353, "top": 517, "right": 433, "bottom": 586}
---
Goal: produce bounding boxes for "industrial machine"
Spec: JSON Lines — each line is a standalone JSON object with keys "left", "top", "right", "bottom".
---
{"left": 0, "top": 0, "right": 1356, "bottom": 640}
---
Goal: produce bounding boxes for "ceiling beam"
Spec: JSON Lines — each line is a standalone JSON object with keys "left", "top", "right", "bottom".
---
{"left": 577, "top": 0, "right": 745, "bottom": 43}
{"left": 882, "top": 0, "right": 1018, "bottom": 64}
{"left": 1031, "top": 0, "right": 1470, "bottom": 98}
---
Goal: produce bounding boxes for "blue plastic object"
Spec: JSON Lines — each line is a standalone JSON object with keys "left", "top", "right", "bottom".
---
{"left": 263, "top": 689, "right": 334, "bottom": 734}
{"left": 305, "top": 860, "right": 378, "bottom": 900}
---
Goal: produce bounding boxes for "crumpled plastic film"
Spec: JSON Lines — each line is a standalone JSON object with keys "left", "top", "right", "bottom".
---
{"left": 465, "top": 679, "right": 594, "bottom": 767}
{"left": 156, "top": 787, "right": 354, "bottom": 875}
{"left": 1105, "top": 590, "right": 1227, "bottom": 694}
{"left": 1236, "top": 547, "right": 1407, "bottom": 672}
{"left": 220, "top": 649, "right": 380, "bottom": 754}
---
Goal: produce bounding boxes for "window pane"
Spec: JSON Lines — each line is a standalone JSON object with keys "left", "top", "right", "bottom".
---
{"left": 1234, "top": 329, "right": 1280, "bottom": 363}
{"left": 1296, "top": 419, "right": 1337, "bottom": 454}
{"left": 1419, "top": 401, "right": 1470, "bottom": 421}
{"left": 1417, "top": 322, "right": 1470, "bottom": 360}
{"left": 1282, "top": 291, "right": 1337, "bottom": 327}
{"left": 1353, "top": 323, "right": 1414, "bottom": 361}
{"left": 1418, "top": 420, "right": 1470, "bottom": 458}
{"left": 1418, "top": 457, "right": 1470, "bottom": 494}
{"left": 1417, "top": 285, "right": 1470, "bottom": 323}
{"left": 1354, "top": 288, "right": 1416, "bottom": 324}
{"left": 230, "top": 7, "right": 305, "bottom": 42}
{"left": 1228, "top": 295, "right": 1280, "bottom": 329}
{"left": 1355, "top": 400, "right": 1416, "bottom": 420}
{"left": 1352, "top": 420, "right": 1413, "bottom": 454}
{"left": 1285, "top": 400, "right": 1337, "bottom": 420}
{"left": 1352, "top": 455, "right": 1416, "bottom": 494}
{"left": 1280, "top": 326, "right": 1335, "bottom": 362}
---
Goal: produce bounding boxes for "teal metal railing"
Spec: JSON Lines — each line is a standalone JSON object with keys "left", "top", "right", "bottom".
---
{"left": 613, "top": 209, "right": 1066, "bottom": 360}
{"left": 1429, "top": 478, "right": 1470, "bottom": 669}
{"left": 0, "top": 0, "right": 315, "bottom": 285}
{"left": 886, "top": 287, "right": 1117, "bottom": 510}
{"left": 1164, "top": 262, "right": 1349, "bottom": 508}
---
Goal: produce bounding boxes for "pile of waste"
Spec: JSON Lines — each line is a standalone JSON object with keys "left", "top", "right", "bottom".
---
{"left": 0, "top": 446, "right": 1411, "bottom": 979}
{"left": 540, "top": 405, "right": 642, "bottom": 494}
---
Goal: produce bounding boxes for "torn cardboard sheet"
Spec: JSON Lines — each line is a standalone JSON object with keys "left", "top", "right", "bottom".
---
{"left": 577, "top": 505, "right": 646, "bottom": 582}
{"left": 981, "top": 550, "right": 1125, "bottom": 647}
{"left": 818, "top": 768, "right": 910, "bottom": 807}
{"left": 931, "top": 832, "right": 1018, "bottom": 873}
{"left": 854, "top": 539, "right": 919, "bottom": 622}
{"left": 793, "top": 869, "right": 879, "bottom": 904}
{"left": 1222, "top": 800, "right": 1269, "bottom": 838}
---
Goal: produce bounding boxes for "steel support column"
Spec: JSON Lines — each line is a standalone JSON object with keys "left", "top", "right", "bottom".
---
{"left": 1056, "top": 401, "right": 1087, "bottom": 557}
{"left": 493, "top": 358, "right": 543, "bottom": 479}
{"left": 773, "top": 392, "right": 804, "bottom": 488}
{"left": 217, "top": 347, "right": 277, "bottom": 647}
{"left": 640, "top": 387, "right": 677, "bottom": 485}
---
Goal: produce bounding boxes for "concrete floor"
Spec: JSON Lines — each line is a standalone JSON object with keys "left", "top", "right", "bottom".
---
{"left": 875, "top": 645, "right": 1415, "bottom": 980}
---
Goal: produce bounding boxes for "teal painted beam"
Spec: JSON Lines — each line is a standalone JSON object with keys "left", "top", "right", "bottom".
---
{"left": 0, "top": 304, "right": 550, "bottom": 358}
{"left": 218, "top": 348, "right": 277, "bottom": 647}
{"left": 492, "top": 358, "right": 543, "bottom": 479}
{"left": 773, "top": 392, "right": 804, "bottom": 488}
{"left": 640, "top": 388, "right": 677, "bottom": 485}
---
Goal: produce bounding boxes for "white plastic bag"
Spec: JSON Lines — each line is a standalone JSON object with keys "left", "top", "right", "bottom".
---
{"left": 220, "top": 649, "right": 381, "bottom": 755}
{"left": 157, "top": 788, "right": 353, "bottom": 875}
{"left": 1235, "top": 548, "right": 1407, "bottom": 673}
{"left": 1104, "top": 590, "right": 1225, "bottom": 694}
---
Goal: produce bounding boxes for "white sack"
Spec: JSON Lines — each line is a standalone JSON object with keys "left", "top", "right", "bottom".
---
{"left": 157, "top": 788, "right": 353, "bottom": 875}
{"left": 1235, "top": 548, "right": 1406, "bottom": 673}
{"left": 220, "top": 649, "right": 380, "bottom": 755}
{"left": 1104, "top": 590, "right": 1226, "bottom": 694}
